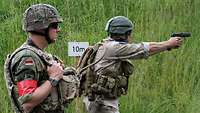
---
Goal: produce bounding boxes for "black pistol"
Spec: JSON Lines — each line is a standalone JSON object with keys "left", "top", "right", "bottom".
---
{"left": 167, "top": 32, "right": 191, "bottom": 51}
{"left": 171, "top": 32, "right": 191, "bottom": 38}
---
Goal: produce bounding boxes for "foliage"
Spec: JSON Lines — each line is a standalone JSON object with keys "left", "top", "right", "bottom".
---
{"left": 0, "top": 0, "right": 200, "bottom": 113}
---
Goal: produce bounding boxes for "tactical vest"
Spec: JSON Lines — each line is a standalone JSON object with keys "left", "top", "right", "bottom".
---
{"left": 77, "top": 42, "right": 134, "bottom": 101}
{"left": 76, "top": 43, "right": 103, "bottom": 100}
{"left": 4, "top": 43, "right": 78, "bottom": 113}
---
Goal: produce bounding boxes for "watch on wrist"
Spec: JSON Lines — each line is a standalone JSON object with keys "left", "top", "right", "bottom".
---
{"left": 48, "top": 77, "right": 59, "bottom": 87}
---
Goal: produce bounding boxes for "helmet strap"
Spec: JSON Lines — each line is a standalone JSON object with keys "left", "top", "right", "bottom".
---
{"left": 30, "top": 29, "right": 52, "bottom": 44}
{"left": 44, "top": 28, "right": 52, "bottom": 44}
{"left": 30, "top": 31, "right": 46, "bottom": 37}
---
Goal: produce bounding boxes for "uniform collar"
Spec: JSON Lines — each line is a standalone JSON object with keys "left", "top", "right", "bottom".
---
{"left": 27, "top": 38, "right": 42, "bottom": 50}
{"left": 105, "top": 37, "right": 128, "bottom": 44}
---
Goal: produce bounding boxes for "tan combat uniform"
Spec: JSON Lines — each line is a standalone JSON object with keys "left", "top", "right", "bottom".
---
{"left": 83, "top": 37, "right": 150, "bottom": 113}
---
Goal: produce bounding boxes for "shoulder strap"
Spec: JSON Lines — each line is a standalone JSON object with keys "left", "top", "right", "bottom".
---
{"left": 7, "top": 47, "right": 30, "bottom": 84}
{"left": 9, "top": 44, "right": 52, "bottom": 82}
{"left": 4, "top": 54, "right": 24, "bottom": 113}
{"left": 22, "top": 44, "right": 53, "bottom": 66}
{"left": 77, "top": 43, "right": 105, "bottom": 75}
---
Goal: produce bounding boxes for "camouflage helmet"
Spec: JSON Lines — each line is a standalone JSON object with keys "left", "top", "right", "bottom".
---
{"left": 105, "top": 16, "right": 133, "bottom": 34}
{"left": 23, "top": 4, "right": 63, "bottom": 32}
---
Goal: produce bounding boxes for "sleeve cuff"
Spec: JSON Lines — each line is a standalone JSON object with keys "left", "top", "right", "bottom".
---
{"left": 142, "top": 42, "right": 150, "bottom": 52}
{"left": 141, "top": 42, "right": 150, "bottom": 58}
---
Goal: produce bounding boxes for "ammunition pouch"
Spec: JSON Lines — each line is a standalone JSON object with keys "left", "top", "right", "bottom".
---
{"left": 87, "top": 60, "right": 134, "bottom": 100}
{"left": 121, "top": 60, "right": 134, "bottom": 76}
{"left": 88, "top": 74, "right": 129, "bottom": 100}
{"left": 59, "top": 67, "right": 79, "bottom": 106}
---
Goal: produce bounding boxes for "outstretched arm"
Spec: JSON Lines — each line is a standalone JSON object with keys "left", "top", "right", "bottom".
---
{"left": 149, "top": 37, "right": 183, "bottom": 55}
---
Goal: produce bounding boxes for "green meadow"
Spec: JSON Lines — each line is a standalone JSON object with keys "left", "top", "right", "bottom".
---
{"left": 0, "top": 0, "right": 200, "bottom": 113}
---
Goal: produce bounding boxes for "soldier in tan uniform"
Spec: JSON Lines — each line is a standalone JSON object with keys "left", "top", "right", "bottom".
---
{"left": 82, "top": 16, "right": 183, "bottom": 113}
{"left": 4, "top": 4, "right": 78, "bottom": 113}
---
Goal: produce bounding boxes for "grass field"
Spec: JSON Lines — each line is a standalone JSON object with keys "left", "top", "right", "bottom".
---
{"left": 0, "top": 0, "right": 200, "bottom": 113}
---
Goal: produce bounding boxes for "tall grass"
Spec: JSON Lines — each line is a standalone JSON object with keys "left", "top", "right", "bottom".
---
{"left": 0, "top": 0, "right": 200, "bottom": 113}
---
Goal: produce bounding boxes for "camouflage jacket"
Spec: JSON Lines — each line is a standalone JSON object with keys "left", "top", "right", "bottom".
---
{"left": 7, "top": 41, "right": 64, "bottom": 113}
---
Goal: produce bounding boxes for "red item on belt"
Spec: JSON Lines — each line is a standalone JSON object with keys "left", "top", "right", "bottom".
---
{"left": 17, "top": 80, "right": 37, "bottom": 96}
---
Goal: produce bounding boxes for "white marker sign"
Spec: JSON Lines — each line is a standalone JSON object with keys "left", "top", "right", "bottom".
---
{"left": 68, "top": 42, "right": 89, "bottom": 56}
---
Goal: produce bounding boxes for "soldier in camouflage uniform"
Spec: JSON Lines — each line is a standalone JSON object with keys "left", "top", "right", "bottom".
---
{"left": 4, "top": 4, "right": 78, "bottom": 113}
{"left": 82, "top": 16, "right": 183, "bottom": 113}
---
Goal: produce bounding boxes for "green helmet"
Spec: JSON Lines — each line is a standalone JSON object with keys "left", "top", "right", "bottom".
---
{"left": 23, "top": 4, "right": 63, "bottom": 32}
{"left": 105, "top": 16, "right": 133, "bottom": 34}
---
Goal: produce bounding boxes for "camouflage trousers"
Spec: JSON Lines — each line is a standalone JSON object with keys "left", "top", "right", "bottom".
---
{"left": 83, "top": 97, "right": 120, "bottom": 113}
